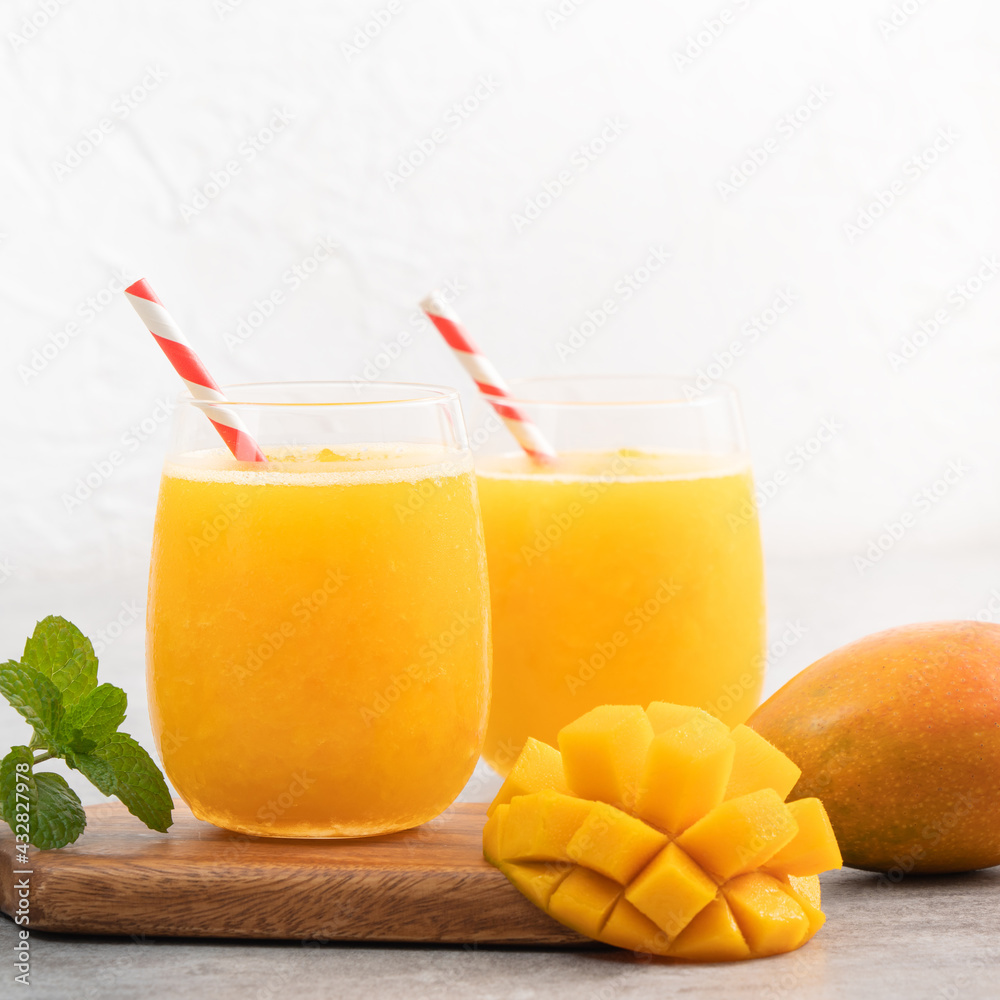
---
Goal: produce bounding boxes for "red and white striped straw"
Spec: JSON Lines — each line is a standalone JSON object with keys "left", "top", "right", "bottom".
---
{"left": 420, "top": 293, "right": 556, "bottom": 463}
{"left": 124, "top": 279, "right": 267, "bottom": 464}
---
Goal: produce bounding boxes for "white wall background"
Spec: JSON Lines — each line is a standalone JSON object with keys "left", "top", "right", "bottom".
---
{"left": 3, "top": 0, "right": 1000, "bottom": 801}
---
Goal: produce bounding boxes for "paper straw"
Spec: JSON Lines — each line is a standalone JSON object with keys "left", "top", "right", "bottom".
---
{"left": 420, "top": 293, "right": 556, "bottom": 462}
{"left": 125, "top": 279, "right": 267, "bottom": 463}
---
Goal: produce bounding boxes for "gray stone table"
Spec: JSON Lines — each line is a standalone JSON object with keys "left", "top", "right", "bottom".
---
{"left": 2, "top": 865, "right": 999, "bottom": 999}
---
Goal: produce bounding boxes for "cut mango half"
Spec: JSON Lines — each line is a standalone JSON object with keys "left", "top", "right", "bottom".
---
{"left": 484, "top": 703, "right": 841, "bottom": 961}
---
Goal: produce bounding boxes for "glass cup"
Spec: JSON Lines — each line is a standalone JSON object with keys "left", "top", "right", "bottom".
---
{"left": 474, "top": 375, "right": 765, "bottom": 774}
{"left": 146, "top": 382, "right": 491, "bottom": 837}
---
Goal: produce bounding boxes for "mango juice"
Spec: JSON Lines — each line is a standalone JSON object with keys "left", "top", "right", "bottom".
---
{"left": 476, "top": 450, "right": 765, "bottom": 774}
{"left": 147, "top": 445, "right": 491, "bottom": 837}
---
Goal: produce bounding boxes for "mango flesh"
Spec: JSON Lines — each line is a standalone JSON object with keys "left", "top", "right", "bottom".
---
{"left": 725, "top": 725, "right": 801, "bottom": 801}
{"left": 487, "top": 737, "right": 568, "bottom": 818}
{"left": 636, "top": 708, "right": 735, "bottom": 835}
{"left": 675, "top": 788, "right": 799, "bottom": 881}
{"left": 749, "top": 620, "right": 1000, "bottom": 873}
{"left": 765, "top": 798, "right": 843, "bottom": 877}
{"left": 500, "top": 790, "right": 592, "bottom": 862}
{"left": 485, "top": 704, "right": 841, "bottom": 961}
{"left": 558, "top": 704, "right": 654, "bottom": 811}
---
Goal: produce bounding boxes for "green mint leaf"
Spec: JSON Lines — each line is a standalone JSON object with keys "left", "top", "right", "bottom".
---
{"left": 0, "top": 661, "right": 65, "bottom": 746}
{"left": 0, "top": 748, "right": 81, "bottom": 848}
{"left": 31, "top": 772, "right": 87, "bottom": 850}
{"left": 22, "top": 615, "right": 98, "bottom": 706}
{"left": 1, "top": 747, "right": 33, "bottom": 834}
{"left": 60, "top": 683, "right": 128, "bottom": 753}
{"left": 70, "top": 733, "right": 172, "bottom": 833}
{"left": 3, "top": 616, "right": 172, "bottom": 848}
{"left": 67, "top": 750, "right": 115, "bottom": 796}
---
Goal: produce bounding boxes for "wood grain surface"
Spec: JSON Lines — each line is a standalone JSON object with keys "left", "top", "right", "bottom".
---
{"left": 0, "top": 802, "right": 587, "bottom": 944}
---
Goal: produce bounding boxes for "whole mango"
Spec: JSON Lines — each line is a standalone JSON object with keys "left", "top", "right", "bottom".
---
{"left": 749, "top": 621, "right": 1000, "bottom": 874}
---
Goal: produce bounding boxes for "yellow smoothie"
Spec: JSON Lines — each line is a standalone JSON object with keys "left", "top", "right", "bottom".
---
{"left": 477, "top": 449, "right": 765, "bottom": 774}
{"left": 147, "top": 445, "right": 491, "bottom": 837}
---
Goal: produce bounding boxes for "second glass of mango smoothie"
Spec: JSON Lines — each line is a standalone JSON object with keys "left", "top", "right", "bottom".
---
{"left": 475, "top": 376, "right": 765, "bottom": 774}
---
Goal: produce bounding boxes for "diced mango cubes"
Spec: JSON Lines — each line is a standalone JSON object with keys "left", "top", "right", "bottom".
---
{"left": 668, "top": 897, "right": 751, "bottom": 962}
{"left": 725, "top": 725, "right": 802, "bottom": 801}
{"left": 487, "top": 737, "right": 568, "bottom": 817}
{"left": 548, "top": 867, "right": 622, "bottom": 938}
{"left": 722, "top": 873, "right": 810, "bottom": 957}
{"left": 482, "top": 803, "right": 506, "bottom": 865}
{"left": 675, "top": 788, "right": 798, "bottom": 881}
{"left": 636, "top": 707, "right": 735, "bottom": 835}
{"left": 765, "top": 798, "right": 843, "bottom": 877}
{"left": 782, "top": 873, "right": 826, "bottom": 942}
{"left": 501, "top": 791, "right": 592, "bottom": 863}
{"left": 504, "top": 862, "right": 571, "bottom": 909}
{"left": 601, "top": 898, "right": 668, "bottom": 954}
{"left": 624, "top": 842, "right": 718, "bottom": 937}
{"left": 558, "top": 704, "right": 653, "bottom": 811}
{"left": 567, "top": 800, "right": 669, "bottom": 883}
{"left": 484, "top": 705, "right": 842, "bottom": 961}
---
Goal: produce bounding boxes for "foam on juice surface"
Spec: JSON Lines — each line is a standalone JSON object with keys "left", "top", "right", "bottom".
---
{"left": 476, "top": 449, "right": 750, "bottom": 483}
{"left": 163, "top": 443, "right": 473, "bottom": 487}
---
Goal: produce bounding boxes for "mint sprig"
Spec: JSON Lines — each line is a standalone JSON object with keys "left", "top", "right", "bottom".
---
{"left": 0, "top": 616, "right": 172, "bottom": 849}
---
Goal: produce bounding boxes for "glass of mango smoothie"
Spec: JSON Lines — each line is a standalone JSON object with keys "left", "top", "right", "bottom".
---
{"left": 475, "top": 376, "right": 765, "bottom": 775}
{"left": 146, "top": 382, "right": 491, "bottom": 837}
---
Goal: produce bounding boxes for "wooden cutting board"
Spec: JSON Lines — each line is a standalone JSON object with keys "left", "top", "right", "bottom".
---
{"left": 0, "top": 802, "right": 587, "bottom": 944}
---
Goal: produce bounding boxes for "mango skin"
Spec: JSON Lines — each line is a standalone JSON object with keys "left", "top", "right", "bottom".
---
{"left": 749, "top": 621, "right": 1000, "bottom": 874}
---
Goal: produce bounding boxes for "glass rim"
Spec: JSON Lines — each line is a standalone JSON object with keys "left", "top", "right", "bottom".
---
{"left": 500, "top": 374, "right": 740, "bottom": 409}
{"left": 175, "top": 380, "right": 461, "bottom": 409}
